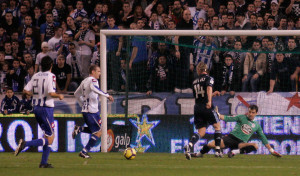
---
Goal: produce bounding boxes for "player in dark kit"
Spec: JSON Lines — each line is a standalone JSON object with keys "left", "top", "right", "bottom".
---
{"left": 184, "top": 62, "right": 222, "bottom": 160}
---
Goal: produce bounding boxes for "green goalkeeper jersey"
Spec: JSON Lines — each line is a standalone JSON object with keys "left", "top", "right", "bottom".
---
{"left": 224, "top": 115, "right": 269, "bottom": 145}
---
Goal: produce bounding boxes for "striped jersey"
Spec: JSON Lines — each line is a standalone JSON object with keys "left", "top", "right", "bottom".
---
{"left": 193, "top": 40, "right": 216, "bottom": 70}
{"left": 24, "top": 71, "right": 56, "bottom": 107}
{"left": 74, "top": 76, "right": 109, "bottom": 113}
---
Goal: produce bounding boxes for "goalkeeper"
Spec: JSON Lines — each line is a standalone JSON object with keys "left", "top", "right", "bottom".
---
{"left": 191, "top": 104, "right": 282, "bottom": 158}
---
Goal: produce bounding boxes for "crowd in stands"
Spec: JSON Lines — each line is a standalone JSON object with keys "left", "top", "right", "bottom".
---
{"left": 0, "top": 0, "right": 299, "bottom": 102}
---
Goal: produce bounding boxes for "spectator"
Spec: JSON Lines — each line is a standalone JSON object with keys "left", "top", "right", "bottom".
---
{"left": 35, "top": 42, "right": 57, "bottom": 72}
{"left": 189, "top": 0, "right": 206, "bottom": 30}
{"left": 52, "top": 0, "right": 67, "bottom": 23}
{"left": 91, "top": 42, "right": 100, "bottom": 66}
{"left": 2, "top": 11, "right": 18, "bottom": 36}
{"left": 0, "top": 51, "right": 5, "bottom": 68}
{"left": 254, "top": 0, "right": 266, "bottom": 14}
{"left": 256, "top": 15, "right": 265, "bottom": 29}
{"left": 211, "top": 15, "right": 220, "bottom": 30}
{"left": 0, "top": 26, "right": 9, "bottom": 48}
{"left": 146, "top": 55, "right": 173, "bottom": 95}
{"left": 119, "top": 58, "right": 127, "bottom": 91}
{"left": 52, "top": 55, "right": 71, "bottom": 93}
{"left": 266, "top": 16, "right": 277, "bottom": 30}
{"left": 57, "top": 32, "right": 70, "bottom": 57}
{"left": 148, "top": 12, "right": 162, "bottom": 30}
{"left": 1, "top": 87, "right": 19, "bottom": 115}
{"left": 0, "top": 62, "right": 8, "bottom": 93}
{"left": 6, "top": 59, "right": 26, "bottom": 92}
{"left": 66, "top": 16, "right": 79, "bottom": 37}
{"left": 66, "top": 42, "right": 82, "bottom": 90}
{"left": 270, "top": 0, "right": 284, "bottom": 24}
{"left": 129, "top": 19, "right": 148, "bottom": 92}
{"left": 4, "top": 41, "right": 13, "bottom": 67}
{"left": 285, "top": 38, "right": 300, "bottom": 91}
{"left": 48, "top": 27, "right": 63, "bottom": 51}
{"left": 226, "top": 13, "right": 235, "bottom": 30}
{"left": 11, "top": 40, "right": 22, "bottom": 62}
{"left": 267, "top": 53, "right": 295, "bottom": 93}
{"left": 21, "top": 36, "right": 39, "bottom": 60}
{"left": 74, "top": 18, "right": 95, "bottom": 78}
{"left": 213, "top": 54, "right": 241, "bottom": 96}
{"left": 24, "top": 65, "right": 34, "bottom": 86}
{"left": 235, "top": 12, "right": 251, "bottom": 30}
{"left": 17, "top": 4, "right": 29, "bottom": 26}
{"left": 40, "top": 12, "right": 60, "bottom": 42}
{"left": 261, "top": 39, "right": 276, "bottom": 91}
{"left": 32, "top": 5, "right": 46, "bottom": 30}
{"left": 227, "top": 1, "right": 237, "bottom": 15}
{"left": 242, "top": 40, "right": 267, "bottom": 92}
{"left": 174, "top": 9, "right": 193, "bottom": 93}
{"left": 227, "top": 40, "right": 246, "bottom": 82}
{"left": 70, "top": 0, "right": 88, "bottom": 21}
{"left": 249, "top": 14, "right": 258, "bottom": 29}
{"left": 285, "top": 0, "right": 300, "bottom": 18}
{"left": 145, "top": 1, "right": 165, "bottom": 26}
{"left": 19, "top": 93, "right": 33, "bottom": 115}
{"left": 106, "top": 15, "right": 123, "bottom": 91}
{"left": 278, "top": 17, "right": 287, "bottom": 30}
{"left": 192, "top": 36, "right": 217, "bottom": 72}
{"left": 42, "top": 0, "right": 53, "bottom": 15}
{"left": 118, "top": 2, "right": 133, "bottom": 28}
{"left": 89, "top": 3, "right": 103, "bottom": 24}
{"left": 170, "top": 0, "right": 184, "bottom": 25}
{"left": 1, "top": 0, "right": 18, "bottom": 17}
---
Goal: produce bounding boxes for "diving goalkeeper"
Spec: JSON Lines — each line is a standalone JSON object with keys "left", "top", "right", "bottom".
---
{"left": 191, "top": 104, "right": 282, "bottom": 158}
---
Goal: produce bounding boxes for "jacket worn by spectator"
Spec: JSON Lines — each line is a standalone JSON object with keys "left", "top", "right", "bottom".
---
{"left": 1, "top": 95, "right": 20, "bottom": 114}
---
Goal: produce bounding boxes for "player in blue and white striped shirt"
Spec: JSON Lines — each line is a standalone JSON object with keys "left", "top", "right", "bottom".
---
{"left": 73, "top": 65, "right": 114, "bottom": 158}
{"left": 15, "top": 56, "right": 64, "bottom": 168}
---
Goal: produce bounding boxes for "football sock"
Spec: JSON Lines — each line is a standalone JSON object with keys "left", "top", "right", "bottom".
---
{"left": 214, "top": 130, "right": 222, "bottom": 151}
{"left": 200, "top": 145, "right": 211, "bottom": 154}
{"left": 83, "top": 134, "right": 99, "bottom": 153}
{"left": 240, "top": 146, "right": 257, "bottom": 154}
{"left": 80, "top": 127, "right": 92, "bottom": 134}
{"left": 189, "top": 133, "right": 200, "bottom": 146}
{"left": 25, "top": 138, "right": 48, "bottom": 147}
{"left": 41, "top": 145, "right": 51, "bottom": 165}
{"left": 231, "top": 149, "right": 240, "bottom": 155}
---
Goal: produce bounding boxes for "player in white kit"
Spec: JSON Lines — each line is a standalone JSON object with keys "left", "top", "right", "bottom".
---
{"left": 15, "top": 56, "right": 64, "bottom": 168}
{"left": 72, "top": 65, "right": 114, "bottom": 158}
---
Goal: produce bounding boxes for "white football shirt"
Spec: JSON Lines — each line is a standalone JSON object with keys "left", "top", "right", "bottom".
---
{"left": 74, "top": 76, "right": 109, "bottom": 113}
{"left": 24, "top": 71, "right": 56, "bottom": 107}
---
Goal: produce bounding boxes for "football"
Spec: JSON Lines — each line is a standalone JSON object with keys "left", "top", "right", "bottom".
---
{"left": 124, "top": 148, "right": 136, "bottom": 160}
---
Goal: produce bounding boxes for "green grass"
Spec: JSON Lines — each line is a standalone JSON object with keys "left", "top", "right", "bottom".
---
{"left": 0, "top": 153, "right": 299, "bottom": 176}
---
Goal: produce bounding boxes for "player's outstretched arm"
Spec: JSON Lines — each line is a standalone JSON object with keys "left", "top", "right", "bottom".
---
{"left": 49, "top": 92, "right": 64, "bottom": 100}
{"left": 265, "top": 144, "right": 282, "bottom": 157}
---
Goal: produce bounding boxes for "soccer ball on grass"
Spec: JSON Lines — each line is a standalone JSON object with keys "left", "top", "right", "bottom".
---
{"left": 124, "top": 148, "right": 136, "bottom": 160}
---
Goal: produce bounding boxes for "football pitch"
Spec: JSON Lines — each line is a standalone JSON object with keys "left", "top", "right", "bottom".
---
{"left": 0, "top": 153, "right": 299, "bottom": 176}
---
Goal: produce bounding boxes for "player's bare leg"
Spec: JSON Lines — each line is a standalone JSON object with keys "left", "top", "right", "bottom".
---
{"left": 228, "top": 143, "right": 258, "bottom": 158}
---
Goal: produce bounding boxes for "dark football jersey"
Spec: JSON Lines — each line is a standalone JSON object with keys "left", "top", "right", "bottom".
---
{"left": 192, "top": 74, "right": 214, "bottom": 105}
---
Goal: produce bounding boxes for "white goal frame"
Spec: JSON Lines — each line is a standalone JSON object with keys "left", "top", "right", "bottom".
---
{"left": 99, "top": 30, "right": 300, "bottom": 152}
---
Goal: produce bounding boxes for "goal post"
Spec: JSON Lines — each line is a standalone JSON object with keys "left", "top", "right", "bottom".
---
{"left": 99, "top": 30, "right": 300, "bottom": 152}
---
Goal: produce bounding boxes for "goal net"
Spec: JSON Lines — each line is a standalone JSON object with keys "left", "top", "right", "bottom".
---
{"left": 100, "top": 30, "right": 300, "bottom": 153}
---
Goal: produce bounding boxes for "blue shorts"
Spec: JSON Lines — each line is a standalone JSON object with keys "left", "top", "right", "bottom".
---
{"left": 34, "top": 106, "right": 54, "bottom": 136}
{"left": 82, "top": 112, "right": 101, "bottom": 134}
